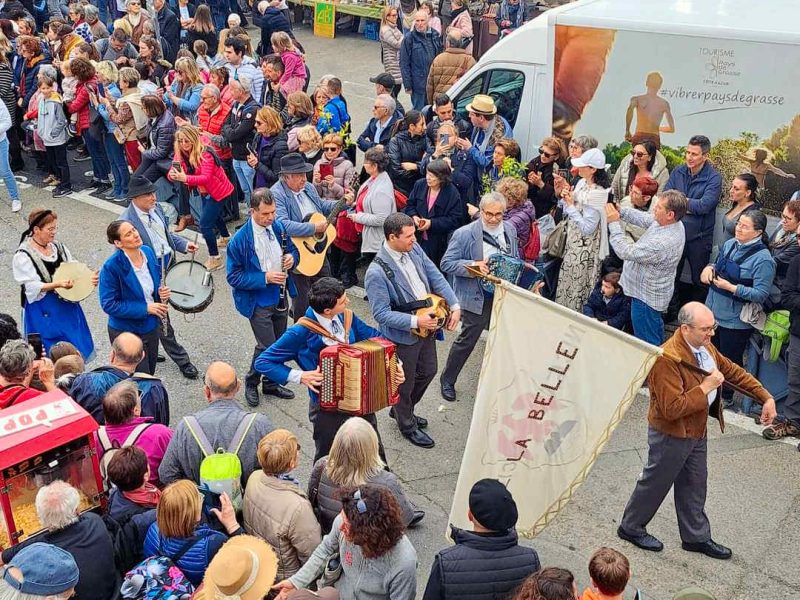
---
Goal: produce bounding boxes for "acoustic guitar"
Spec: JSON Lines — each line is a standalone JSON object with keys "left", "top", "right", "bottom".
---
{"left": 292, "top": 195, "right": 350, "bottom": 276}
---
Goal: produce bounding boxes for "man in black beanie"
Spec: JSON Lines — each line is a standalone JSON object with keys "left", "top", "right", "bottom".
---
{"left": 422, "top": 478, "right": 541, "bottom": 600}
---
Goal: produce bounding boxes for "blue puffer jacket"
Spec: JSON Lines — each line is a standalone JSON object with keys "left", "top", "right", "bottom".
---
{"left": 143, "top": 523, "right": 228, "bottom": 587}
{"left": 399, "top": 28, "right": 442, "bottom": 94}
{"left": 706, "top": 237, "right": 776, "bottom": 329}
{"left": 316, "top": 95, "right": 350, "bottom": 135}
{"left": 20, "top": 55, "right": 50, "bottom": 109}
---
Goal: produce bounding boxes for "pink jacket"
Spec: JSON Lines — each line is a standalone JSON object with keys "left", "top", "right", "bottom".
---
{"left": 170, "top": 147, "right": 235, "bottom": 201}
{"left": 279, "top": 50, "right": 307, "bottom": 95}
{"left": 95, "top": 417, "right": 173, "bottom": 486}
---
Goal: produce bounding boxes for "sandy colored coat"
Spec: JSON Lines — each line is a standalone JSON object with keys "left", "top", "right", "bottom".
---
{"left": 242, "top": 471, "right": 322, "bottom": 581}
{"left": 647, "top": 330, "right": 771, "bottom": 439}
{"left": 426, "top": 47, "right": 476, "bottom": 104}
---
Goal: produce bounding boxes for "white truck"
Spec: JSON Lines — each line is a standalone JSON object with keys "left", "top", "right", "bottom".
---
{"left": 448, "top": 0, "right": 800, "bottom": 169}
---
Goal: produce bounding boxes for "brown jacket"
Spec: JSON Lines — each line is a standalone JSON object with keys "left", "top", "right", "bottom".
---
{"left": 242, "top": 471, "right": 322, "bottom": 581}
{"left": 647, "top": 330, "right": 771, "bottom": 439}
{"left": 426, "top": 48, "right": 476, "bottom": 104}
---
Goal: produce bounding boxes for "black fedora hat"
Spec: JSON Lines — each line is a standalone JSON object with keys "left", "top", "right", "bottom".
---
{"left": 127, "top": 174, "right": 157, "bottom": 199}
{"left": 279, "top": 153, "right": 314, "bottom": 175}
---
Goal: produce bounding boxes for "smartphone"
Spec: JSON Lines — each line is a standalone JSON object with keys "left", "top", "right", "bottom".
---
{"left": 27, "top": 333, "right": 43, "bottom": 359}
{"left": 557, "top": 168, "right": 569, "bottom": 179}
{"left": 246, "top": 142, "right": 257, "bottom": 155}
{"left": 319, "top": 162, "right": 333, "bottom": 180}
{"left": 440, "top": 132, "right": 450, "bottom": 145}
{"left": 97, "top": 82, "right": 105, "bottom": 97}
{"left": 171, "top": 160, "right": 182, "bottom": 172}
{"left": 198, "top": 485, "right": 221, "bottom": 516}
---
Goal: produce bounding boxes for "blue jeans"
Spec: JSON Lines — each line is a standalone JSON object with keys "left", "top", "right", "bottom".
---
{"left": 0, "top": 137, "right": 20, "bottom": 202}
{"left": 103, "top": 131, "right": 129, "bottom": 197}
{"left": 410, "top": 88, "right": 426, "bottom": 111}
{"left": 232, "top": 159, "right": 255, "bottom": 205}
{"left": 631, "top": 297, "right": 664, "bottom": 347}
{"left": 83, "top": 131, "right": 111, "bottom": 182}
{"left": 198, "top": 193, "right": 229, "bottom": 256}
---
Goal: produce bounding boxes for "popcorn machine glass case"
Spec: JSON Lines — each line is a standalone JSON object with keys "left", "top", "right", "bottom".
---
{"left": 0, "top": 391, "right": 103, "bottom": 549}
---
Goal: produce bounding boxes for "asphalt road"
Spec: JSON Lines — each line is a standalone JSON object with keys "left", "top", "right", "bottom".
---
{"left": 0, "top": 26, "right": 798, "bottom": 600}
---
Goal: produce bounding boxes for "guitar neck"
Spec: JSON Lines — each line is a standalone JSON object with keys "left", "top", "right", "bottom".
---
{"left": 326, "top": 196, "right": 349, "bottom": 226}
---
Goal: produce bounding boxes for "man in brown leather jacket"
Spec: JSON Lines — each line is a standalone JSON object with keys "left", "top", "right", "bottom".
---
{"left": 617, "top": 302, "right": 777, "bottom": 560}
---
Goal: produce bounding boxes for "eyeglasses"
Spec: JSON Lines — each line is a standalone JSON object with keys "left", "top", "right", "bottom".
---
{"left": 781, "top": 213, "right": 796, "bottom": 221}
{"left": 481, "top": 209, "right": 504, "bottom": 219}
{"left": 631, "top": 150, "right": 648, "bottom": 158}
{"left": 323, "top": 146, "right": 339, "bottom": 151}
{"left": 538, "top": 147, "right": 555, "bottom": 159}
{"left": 689, "top": 322, "right": 718, "bottom": 334}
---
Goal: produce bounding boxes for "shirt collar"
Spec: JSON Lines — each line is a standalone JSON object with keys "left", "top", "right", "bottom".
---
{"left": 312, "top": 310, "right": 335, "bottom": 330}
{"left": 134, "top": 205, "right": 154, "bottom": 222}
{"left": 383, "top": 242, "right": 407, "bottom": 262}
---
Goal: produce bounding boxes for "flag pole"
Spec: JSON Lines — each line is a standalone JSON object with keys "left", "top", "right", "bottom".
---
{"left": 662, "top": 352, "right": 751, "bottom": 397}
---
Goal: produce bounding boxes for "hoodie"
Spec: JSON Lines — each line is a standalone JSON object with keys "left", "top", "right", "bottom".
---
{"left": 36, "top": 90, "right": 68, "bottom": 146}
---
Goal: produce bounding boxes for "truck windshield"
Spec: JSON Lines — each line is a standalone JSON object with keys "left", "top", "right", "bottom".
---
{"left": 454, "top": 69, "right": 526, "bottom": 128}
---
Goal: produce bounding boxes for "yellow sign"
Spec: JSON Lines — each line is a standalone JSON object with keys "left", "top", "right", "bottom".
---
{"left": 314, "top": 1, "right": 335, "bottom": 38}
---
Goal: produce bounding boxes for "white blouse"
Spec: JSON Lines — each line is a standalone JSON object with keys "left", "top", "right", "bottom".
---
{"left": 13, "top": 243, "right": 74, "bottom": 304}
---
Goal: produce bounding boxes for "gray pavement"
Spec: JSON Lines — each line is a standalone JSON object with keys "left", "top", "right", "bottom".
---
{"left": 0, "top": 27, "right": 798, "bottom": 600}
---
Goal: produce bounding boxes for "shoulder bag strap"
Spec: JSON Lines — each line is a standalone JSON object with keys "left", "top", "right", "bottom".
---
{"left": 183, "top": 416, "right": 213, "bottom": 457}
{"left": 373, "top": 256, "right": 409, "bottom": 305}
{"left": 228, "top": 413, "right": 258, "bottom": 455}
{"left": 97, "top": 426, "right": 113, "bottom": 451}
{"left": 169, "top": 536, "right": 200, "bottom": 564}
{"left": 122, "top": 422, "right": 152, "bottom": 447}
{"left": 297, "top": 317, "right": 340, "bottom": 342}
{"left": 342, "top": 309, "right": 353, "bottom": 341}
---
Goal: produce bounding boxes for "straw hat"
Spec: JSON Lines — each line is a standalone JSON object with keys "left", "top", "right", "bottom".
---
{"left": 465, "top": 94, "right": 497, "bottom": 116}
{"left": 201, "top": 535, "right": 278, "bottom": 600}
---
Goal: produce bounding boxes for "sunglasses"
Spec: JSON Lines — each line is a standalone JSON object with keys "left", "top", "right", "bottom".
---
{"left": 323, "top": 146, "right": 340, "bottom": 151}
{"left": 630, "top": 150, "right": 648, "bottom": 158}
{"left": 538, "top": 147, "right": 555, "bottom": 159}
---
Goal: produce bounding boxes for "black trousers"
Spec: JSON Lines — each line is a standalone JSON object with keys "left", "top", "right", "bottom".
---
{"left": 292, "top": 260, "right": 331, "bottom": 322}
{"left": 441, "top": 295, "right": 492, "bottom": 385}
{"left": 673, "top": 238, "right": 712, "bottom": 306}
{"left": 312, "top": 411, "right": 386, "bottom": 463}
{"left": 159, "top": 312, "right": 192, "bottom": 370}
{"left": 45, "top": 144, "right": 70, "bottom": 187}
{"left": 108, "top": 325, "right": 160, "bottom": 375}
{"left": 712, "top": 326, "right": 752, "bottom": 399}
{"left": 394, "top": 336, "right": 437, "bottom": 434}
{"left": 246, "top": 304, "right": 289, "bottom": 387}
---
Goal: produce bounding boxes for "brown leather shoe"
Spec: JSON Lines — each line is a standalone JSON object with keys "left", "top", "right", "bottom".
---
{"left": 175, "top": 215, "right": 194, "bottom": 232}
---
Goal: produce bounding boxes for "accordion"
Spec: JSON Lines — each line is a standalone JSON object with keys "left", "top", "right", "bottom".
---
{"left": 479, "top": 254, "right": 544, "bottom": 294}
{"left": 319, "top": 337, "right": 400, "bottom": 415}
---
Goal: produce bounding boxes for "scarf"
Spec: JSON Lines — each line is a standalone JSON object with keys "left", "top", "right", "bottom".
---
{"left": 123, "top": 483, "right": 162, "bottom": 507}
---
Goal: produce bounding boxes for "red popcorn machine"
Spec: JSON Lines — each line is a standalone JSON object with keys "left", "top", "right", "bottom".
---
{"left": 0, "top": 391, "right": 105, "bottom": 549}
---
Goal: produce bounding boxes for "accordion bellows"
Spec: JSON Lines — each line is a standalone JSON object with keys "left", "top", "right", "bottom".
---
{"left": 319, "top": 338, "right": 400, "bottom": 415}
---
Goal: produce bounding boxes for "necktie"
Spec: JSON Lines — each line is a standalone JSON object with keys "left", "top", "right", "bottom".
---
{"left": 694, "top": 351, "right": 705, "bottom": 369}
{"left": 265, "top": 227, "right": 274, "bottom": 242}
{"left": 148, "top": 213, "right": 166, "bottom": 254}
{"left": 331, "top": 319, "right": 342, "bottom": 339}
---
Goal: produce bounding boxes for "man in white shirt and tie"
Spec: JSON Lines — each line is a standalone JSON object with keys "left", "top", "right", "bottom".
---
{"left": 227, "top": 187, "right": 299, "bottom": 407}
{"left": 120, "top": 175, "right": 200, "bottom": 379}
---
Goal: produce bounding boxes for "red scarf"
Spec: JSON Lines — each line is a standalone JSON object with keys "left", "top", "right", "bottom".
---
{"left": 123, "top": 483, "right": 162, "bottom": 508}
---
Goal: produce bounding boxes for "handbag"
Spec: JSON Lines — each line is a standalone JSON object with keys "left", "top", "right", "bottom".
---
{"left": 542, "top": 217, "right": 568, "bottom": 259}
{"left": 112, "top": 125, "right": 127, "bottom": 145}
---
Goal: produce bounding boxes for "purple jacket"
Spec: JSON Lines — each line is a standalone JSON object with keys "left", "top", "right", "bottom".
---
{"left": 504, "top": 201, "right": 536, "bottom": 250}
{"left": 96, "top": 416, "right": 173, "bottom": 486}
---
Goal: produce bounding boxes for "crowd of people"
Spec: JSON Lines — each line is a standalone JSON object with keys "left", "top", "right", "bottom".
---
{"left": 0, "top": 0, "right": 795, "bottom": 598}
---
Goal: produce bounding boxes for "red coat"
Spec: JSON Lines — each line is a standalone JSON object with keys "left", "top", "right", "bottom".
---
{"left": 170, "top": 148, "right": 234, "bottom": 201}
{"left": 66, "top": 76, "right": 98, "bottom": 135}
{"left": 197, "top": 101, "right": 232, "bottom": 160}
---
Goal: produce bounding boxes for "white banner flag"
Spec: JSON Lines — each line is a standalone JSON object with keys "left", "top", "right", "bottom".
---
{"left": 448, "top": 283, "right": 662, "bottom": 538}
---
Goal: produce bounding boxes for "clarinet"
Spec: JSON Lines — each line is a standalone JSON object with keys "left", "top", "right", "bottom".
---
{"left": 276, "top": 230, "right": 289, "bottom": 312}
{"left": 158, "top": 249, "right": 169, "bottom": 335}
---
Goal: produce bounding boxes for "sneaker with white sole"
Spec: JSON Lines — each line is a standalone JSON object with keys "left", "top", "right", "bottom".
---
{"left": 11, "top": 199, "right": 21, "bottom": 213}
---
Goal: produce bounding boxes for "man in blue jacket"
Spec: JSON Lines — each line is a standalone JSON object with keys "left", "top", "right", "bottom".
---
{"left": 664, "top": 134, "right": 722, "bottom": 306}
{"left": 271, "top": 153, "right": 346, "bottom": 320}
{"left": 120, "top": 175, "right": 199, "bottom": 379}
{"left": 227, "top": 187, "right": 299, "bottom": 407}
{"left": 365, "top": 213, "right": 460, "bottom": 448}
{"left": 400, "top": 9, "right": 442, "bottom": 110}
{"left": 255, "top": 277, "right": 405, "bottom": 461}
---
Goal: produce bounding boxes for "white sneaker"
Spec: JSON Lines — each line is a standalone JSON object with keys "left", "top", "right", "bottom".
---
{"left": 11, "top": 199, "right": 21, "bottom": 213}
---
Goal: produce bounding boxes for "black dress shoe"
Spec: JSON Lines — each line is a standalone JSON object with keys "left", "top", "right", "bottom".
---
{"left": 409, "top": 510, "right": 425, "bottom": 527}
{"left": 157, "top": 354, "right": 166, "bottom": 363}
{"left": 440, "top": 379, "right": 457, "bottom": 402}
{"left": 617, "top": 526, "right": 663, "bottom": 552}
{"left": 180, "top": 363, "right": 199, "bottom": 380}
{"left": 403, "top": 428, "right": 435, "bottom": 448}
{"left": 245, "top": 385, "right": 260, "bottom": 407}
{"left": 263, "top": 384, "right": 295, "bottom": 400}
{"left": 681, "top": 540, "right": 732, "bottom": 560}
{"left": 389, "top": 408, "right": 427, "bottom": 430}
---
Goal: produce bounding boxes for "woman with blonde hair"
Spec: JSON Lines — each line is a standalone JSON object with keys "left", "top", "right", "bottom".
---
{"left": 243, "top": 430, "right": 321, "bottom": 581}
{"left": 379, "top": 5, "right": 402, "bottom": 96}
{"left": 285, "top": 91, "right": 314, "bottom": 151}
{"left": 143, "top": 480, "right": 242, "bottom": 587}
{"left": 295, "top": 124, "right": 323, "bottom": 170}
{"left": 168, "top": 124, "right": 234, "bottom": 271}
{"left": 98, "top": 65, "right": 147, "bottom": 170}
{"left": 306, "top": 417, "right": 421, "bottom": 533}
{"left": 93, "top": 60, "right": 130, "bottom": 201}
{"left": 497, "top": 176, "right": 536, "bottom": 250}
{"left": 164, "top": 56, "right": 203, "bottom": 122}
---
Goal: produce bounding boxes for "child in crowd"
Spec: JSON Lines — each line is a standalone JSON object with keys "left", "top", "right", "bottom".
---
{"left": 30, "top": 76, "right": 72, "bottom": 196}
{"left": 193, "top": 39, "right": 213, "bottom": 75}
{"left": 580, "top": 547, "right": 633, "bottom": 600}
{"left": 59, "top": 60, "right": 80, "bottom": 137}
{"left": 582, "top": 271, "right": 630, "bottom": 331}
{"left": 54, "top": 355, "right": 85, "bottom": 393}
{"left": 271, "top": 31, "right": 307, "bottom": 95}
